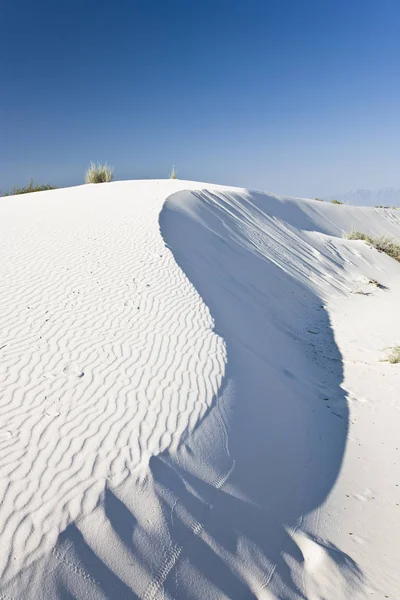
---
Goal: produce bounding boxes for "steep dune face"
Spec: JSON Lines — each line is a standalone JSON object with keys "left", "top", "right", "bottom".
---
{"left": 0, "top": 182, "right": 399, "bottom": 599}
{"left": 159, "top": 191, "right": 351, "bottom": 599}
{"left": 159, "top": 190, "right": 400, "bottom": 599}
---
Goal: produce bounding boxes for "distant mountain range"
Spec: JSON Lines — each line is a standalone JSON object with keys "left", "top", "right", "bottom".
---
{"left": 323, "top": 188, "right": 400, "bottom": 207}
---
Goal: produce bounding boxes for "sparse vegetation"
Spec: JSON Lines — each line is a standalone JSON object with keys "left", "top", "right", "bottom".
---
{"left": 368, "top": 278, "right": 379, "bottom": 286}
{"left": 3, "top": 178, "right": 57, "bottom": 196}
{"left": 345, "top": 231, "right": 400, "bottom": 262}
{"left": 169, "top": 165, "right": 177, "bottom": 179}
{"left": 371, "top": 237, "right": 400, "bottom": 261}
{"left": 330, "top": 199, "right": 343, "bottom": 205}
{"left": 85, "top": 162, "right": 114, "bottom": 184}
{"left": 345, "top": 230, "right": 370, "bottom": 241}
{"left": 383, "top": 346, "right": 400, "bottom": 364}
{"left": 314, "top": 197, "right": 324, "bottom": 202}
{"left": 367, "top": 278, "right": 387, "bottom": 290}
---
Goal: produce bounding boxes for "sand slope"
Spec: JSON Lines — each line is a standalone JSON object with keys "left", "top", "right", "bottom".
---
{"left": 0, "top": 181, "right": 399, "bottom": 599}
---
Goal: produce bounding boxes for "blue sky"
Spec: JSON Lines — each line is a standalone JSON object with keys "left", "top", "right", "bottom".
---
{"left": 1, "top": 0, "right": 399, "bottom": 196}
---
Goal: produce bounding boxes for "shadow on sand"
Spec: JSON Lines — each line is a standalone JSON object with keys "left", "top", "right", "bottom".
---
{"left": 151, "top": 189, "right": 362, "bottom": 598}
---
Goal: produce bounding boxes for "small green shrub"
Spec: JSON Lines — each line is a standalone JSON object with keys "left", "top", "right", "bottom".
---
{"left": 331, "top": 199, "right": 343, "bottom": 205}
{"left": 314, "top": 197, "right": 324, "bottom": 202}
{"left": 85, "top": 162, "right": 114, "bottom": 184}
{"left": 169, "top": 165, "right": 177, "bottom": 179}
{"left": 344, "top": 231, "right": 400, "bottom": 262}
{"left": 383, "top": 346, "right": 400, "bottom": 364}
{"left": 3, "top": 178, "right": 57, "bottom": 196}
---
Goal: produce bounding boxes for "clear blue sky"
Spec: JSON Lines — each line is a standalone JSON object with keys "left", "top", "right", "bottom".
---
{"left": 1, "top": 0, "right": 399, "bottom": 197}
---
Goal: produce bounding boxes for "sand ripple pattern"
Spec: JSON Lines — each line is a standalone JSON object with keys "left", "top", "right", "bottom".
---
{"left": 0, "top": 181, "right": 226, "bottom": 582}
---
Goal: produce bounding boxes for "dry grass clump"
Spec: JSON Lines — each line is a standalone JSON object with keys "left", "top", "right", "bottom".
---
{"left": 383, "top": 346, "right": 400, "bottom": 364}
{"left": 345, "top": 231, "right": 400, "bottom": 262}
{"left": 345, "top": 230, "right": 370, "bottom": 241}
{"left": 3, "top": 178, "right": 57, "bottom": 196}
{"left": 85, "top": 162, "right": 114, "bottom": 184}
{"left": 331, "top": 199, "right": 343, "bottom": 205}
{"left": 372, "top": 237, "right": 400, "bottom": 261}
{"left": 367, "top": 278, "right": 387, "bottom": 289}
{"left": 169, "top": 165, "right": 177, "bottom": 179}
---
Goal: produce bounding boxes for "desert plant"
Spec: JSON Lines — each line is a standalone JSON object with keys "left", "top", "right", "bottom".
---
{"left": 372, "top": 237, "right": 400, "bottom": 261}
{"left": 3, "top": 178, "right": 57, "bottom": 196}
{"left": 383, "top": 346, "right": 400, "bottom": 364}
{"left": 344, "top": 231, "right": 400, "bottom": 262}
{"left": 345, "top": 230, "right": 370, "bottom": 241}
{"left": 330, "top": 199, "right": 343, "bottom": 205}
{"left": 314, "top": 197, "right": 324, "bottom": 202}
{"left": 169, "top": 165, "right": 177, "bottom": 179}
{"left": 85, "top": 162, "right": 114, "bottom": 184}
{"left": 367, "top": 278, "right": 387, "bottom": 290}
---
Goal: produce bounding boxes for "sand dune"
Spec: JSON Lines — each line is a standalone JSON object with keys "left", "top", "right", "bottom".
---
{"left": 0, "top": 181, "right": 399, "bottom": 599}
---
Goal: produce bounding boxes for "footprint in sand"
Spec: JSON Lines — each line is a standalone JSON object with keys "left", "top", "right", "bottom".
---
{"left": 43, "top": 364, "right": 85, "bottom": 380}
{"left": 349, "top": 534, "right": 367, "bottom": 544}
{"left": 45, "top": 409, "right": 61, "bottom": 417}
{"left": 63, "top": 364, "right": 85, "bottom": 378}
{"left": 349, "top": 395, "right": 368, "bottom": 404}
{"left": 0, "top": 430, "right": 12, "bottom": 440}
{"left": 354, "top": 488, "right": 374, "bottom": 502}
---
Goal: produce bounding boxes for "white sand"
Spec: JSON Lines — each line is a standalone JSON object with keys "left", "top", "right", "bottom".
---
{"left": 0, "top": 181, "right": 399, "bottom": 599}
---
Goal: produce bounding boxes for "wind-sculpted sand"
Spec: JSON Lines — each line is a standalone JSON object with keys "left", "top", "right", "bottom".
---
{"left": 0, "top": 181, "right": 226, "bottom": 585}
{"left": 0, "top": 181, "right": 399, "bottom": 599}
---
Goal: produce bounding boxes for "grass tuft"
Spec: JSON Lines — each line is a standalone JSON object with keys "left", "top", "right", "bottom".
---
{"left": 367, "top": 278, "right": 387, "bottom": 290}
{"left": 383, "top": 346, "right": 400, "bottom": 364}
{"left": 85, "top": 162, "right": 114, "bottom": 184}
{"left": 375, "top": 205, "right": 398, "bottom": 209}
{"left": 345, "top": 230, "right": 370, "bottom": 241}
{"left": 344, "top": 231, "right": 400, "bottom": 262}
{"left": 169, "top": 165, "right": 177, "bottom": 179}
{"left": 330, "top": 199, "right": 343, "bottom": 205}
{"left": 3, "top": 178, "right": 57, "bottom": 196}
